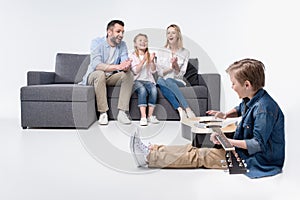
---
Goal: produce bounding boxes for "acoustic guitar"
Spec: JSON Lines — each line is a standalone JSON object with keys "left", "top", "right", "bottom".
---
{"left": 190, "top": 117, "right": 248, "bottom": 174}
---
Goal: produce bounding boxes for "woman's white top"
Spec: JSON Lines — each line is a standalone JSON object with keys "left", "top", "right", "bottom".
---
{"left": 156, "top": 47, "right": 190, "bottom": 85}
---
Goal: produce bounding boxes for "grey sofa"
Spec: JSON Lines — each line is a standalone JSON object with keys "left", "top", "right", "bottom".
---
{"left": 20, "top": 53, "right": 220, "bottom": 129}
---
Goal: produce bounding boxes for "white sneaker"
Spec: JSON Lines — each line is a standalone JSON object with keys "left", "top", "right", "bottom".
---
{"left": 148, "top": 116, "right": 159, "bottom": 124}
{"left": 140, "top": 117, "right": 148, "bottom": 126}
{"left": 186, "top": 108, "right": 196, "bottom": 118}
{"left": 117, "top": 110, "right": 131, "bottom": 124}
{"left": 129, "top": 128, "right": 149, "bottom": 167}
{"left": 98, "top": 112, "right": 108, "bottom": 125}
{"left": 178, "top": 107, "right": 187, "bottom": 121}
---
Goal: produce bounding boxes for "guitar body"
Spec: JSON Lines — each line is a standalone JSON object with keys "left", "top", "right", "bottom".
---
{"left": 191, "top": 118, "right": 236, "bottom": 149}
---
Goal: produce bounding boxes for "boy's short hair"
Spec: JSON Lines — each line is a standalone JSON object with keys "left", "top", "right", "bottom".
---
{"left": 226, "top": 58, "right": 265, "bottom": 91}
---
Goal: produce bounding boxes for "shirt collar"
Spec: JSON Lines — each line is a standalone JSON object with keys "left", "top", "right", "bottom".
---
{"left": 246, "top": 88, "right": 265, "bottom": 108}
{"left": 104, "top": 37, "right": 120, "bottom": 49}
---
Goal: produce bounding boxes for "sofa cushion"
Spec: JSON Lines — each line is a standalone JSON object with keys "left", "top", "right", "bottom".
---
{"left": 21, "top": 84, "right": 95, "bottom": 102}
{"left": 184, "top": 58, "right": 199, "bottom": 86}
{"left": 55, "top": 53, "right": 90, "bottom": 83}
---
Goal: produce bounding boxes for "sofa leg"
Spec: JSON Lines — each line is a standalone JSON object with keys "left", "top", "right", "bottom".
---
{"left": 22, "top": 126, "right": 27, "bottom": 129}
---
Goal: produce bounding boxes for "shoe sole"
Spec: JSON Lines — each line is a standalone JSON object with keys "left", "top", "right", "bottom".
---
{"left": 118, "top": 120, "right": 132, "bottom": 125}
{"left": 98, "top": 122, "right": 108, "bottom": 125}
{"left": 130, "top": 134, "right": 142, "bottom": 167}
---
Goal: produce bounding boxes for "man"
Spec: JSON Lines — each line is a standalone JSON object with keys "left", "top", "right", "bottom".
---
{"left": 80, "top": 20, "right": 133, "bottom": 125}
{"left": 130, "top": 58, "right": 285, "bottom": 178}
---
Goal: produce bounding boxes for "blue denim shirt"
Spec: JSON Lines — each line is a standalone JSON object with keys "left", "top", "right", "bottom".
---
{"left": 234, "top": 89, "right": 285, "bottom": 178}
{"left": 79, "top": 36, "right": 129, "bottom": 85}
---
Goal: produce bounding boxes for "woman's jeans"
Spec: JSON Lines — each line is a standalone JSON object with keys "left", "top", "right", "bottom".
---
{"left": 157, "top": 77, "right": 188, "bottom": 109}
{"left": 133, "top": 80, "right": 157, "bottom": 107}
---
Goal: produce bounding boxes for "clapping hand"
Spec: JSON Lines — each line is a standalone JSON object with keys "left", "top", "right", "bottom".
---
{"left": 150, "top": 52, "right": 156, "bottom": 63}
{"left": 119, "top": 58, "right": 132, "bottom": 71}
{"left": 170, "top": 56, "right": 178, "bottom": 68}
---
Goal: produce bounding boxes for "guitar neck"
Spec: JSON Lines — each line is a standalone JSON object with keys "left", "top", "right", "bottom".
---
{"left": 211, "top": 127, "right": 235, "bottom": 151}
{"left": 211, "top": 127, "right": 248, "bottom": 174}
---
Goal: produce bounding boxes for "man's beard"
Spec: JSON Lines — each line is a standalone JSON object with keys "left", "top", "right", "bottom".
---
{"left": 110, "top": 36, "right": 121, "bottom": 45}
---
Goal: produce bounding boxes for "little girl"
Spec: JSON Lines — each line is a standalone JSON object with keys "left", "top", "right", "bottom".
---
{"left": 130, "top": 33, "right": 159, "bottom": 126}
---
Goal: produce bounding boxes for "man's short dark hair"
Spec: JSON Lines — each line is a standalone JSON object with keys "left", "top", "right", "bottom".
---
{"left": 107, "top": 20, "right": 125, "bottom": 30}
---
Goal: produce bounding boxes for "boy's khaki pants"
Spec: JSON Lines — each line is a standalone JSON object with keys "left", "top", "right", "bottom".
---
{"left": 147, "top": 144, "right": 226, "bottom": 169}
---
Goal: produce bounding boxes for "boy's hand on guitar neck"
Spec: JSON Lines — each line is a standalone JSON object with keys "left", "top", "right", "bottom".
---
{"left": 210, "top": 132, "right": 221, "bottom": 145}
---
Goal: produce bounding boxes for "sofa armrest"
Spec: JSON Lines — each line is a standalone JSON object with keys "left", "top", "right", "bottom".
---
{"left": 200, "top": 73, "right": 220, "bottom": 111}
{"left": 27, "top": 71, "right": 56, "bottom": 85}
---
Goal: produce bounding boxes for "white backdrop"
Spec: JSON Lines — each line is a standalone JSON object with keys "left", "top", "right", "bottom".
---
{"left": 1, "top": 0, "right": 299, "bottom": 133}
{"left": 1, "top": 0, "right": 300, "bottom": 198}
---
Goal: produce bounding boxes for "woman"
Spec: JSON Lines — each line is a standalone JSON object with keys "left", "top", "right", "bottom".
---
{"left": 156, "top": 24, "right": 196, "bottom": 120}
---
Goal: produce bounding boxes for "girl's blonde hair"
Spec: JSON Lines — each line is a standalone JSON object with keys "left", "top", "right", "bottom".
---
{"left": 164, "top": 24, "right": 183, "bottom": 49}
{"left": 133, "top": 33, "right": 150, "bottom": 64}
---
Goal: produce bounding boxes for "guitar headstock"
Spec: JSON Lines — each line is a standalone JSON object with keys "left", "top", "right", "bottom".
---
{"left": 224, "top": 151, "right": 248, "bottom": 174}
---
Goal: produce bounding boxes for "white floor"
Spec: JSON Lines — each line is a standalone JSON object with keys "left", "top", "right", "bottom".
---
{"left": 1, "top": 118, "right": 300, "bottom": 200}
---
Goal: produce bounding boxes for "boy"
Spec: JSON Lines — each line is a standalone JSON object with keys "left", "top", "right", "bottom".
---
{"left": 130, "top": 58, "right": 285, "bottom": 178}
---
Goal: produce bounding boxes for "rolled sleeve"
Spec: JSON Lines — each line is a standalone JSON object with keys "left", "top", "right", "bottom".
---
{"left": 245, "top": 138, "right": 261, "bottom": 155}
{"left": 119, "top": 43, "right": 129, "bottom": 63}
{"left": 90, "top": 40, "right": 104, "bottom": 70}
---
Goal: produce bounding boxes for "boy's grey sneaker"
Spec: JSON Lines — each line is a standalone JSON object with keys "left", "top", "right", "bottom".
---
{"left": 117, "top": 110, "right": 131, "bottom": 124}
{"left": 130, "top": 128, "right": 149, "bottom": 167}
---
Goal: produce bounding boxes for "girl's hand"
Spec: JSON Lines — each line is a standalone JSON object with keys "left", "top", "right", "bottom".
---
{"left": 150, "top": 53, "right": 156, "bottom": 62}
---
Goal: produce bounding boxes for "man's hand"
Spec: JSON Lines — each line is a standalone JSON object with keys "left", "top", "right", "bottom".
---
{"left": 119, "top": 58, "right": 132, "bottom": 71}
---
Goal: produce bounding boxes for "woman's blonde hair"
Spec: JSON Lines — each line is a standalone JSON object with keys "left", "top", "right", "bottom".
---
{"left": 164, "top": 24, "right": 183, "bottom": 49}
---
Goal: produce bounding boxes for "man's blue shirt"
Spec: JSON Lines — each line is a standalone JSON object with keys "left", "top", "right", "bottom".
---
{"left": 79, "top": 36, "right": 129, "bottom": 85}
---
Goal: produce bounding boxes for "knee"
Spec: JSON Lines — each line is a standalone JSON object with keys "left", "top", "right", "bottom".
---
{"left": 137, "top": 86, "right": 147, "bottom": 95}
{"left": 122, "top": 71, "right": 134, "bottom": 81}
{"left": 150, "top": 87, "right": 158, "bottom": 96}
{"left": 165, "top": 78, "right": 174, "bottom": 85}
{"left": 89, "top": 71, "right": 105, "bottom": 83}
{"left": 94, "top": 70, "right": 105, "bottom": 77}
{"left": 157, "top": 77, "right": 165, "bottom": 86}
